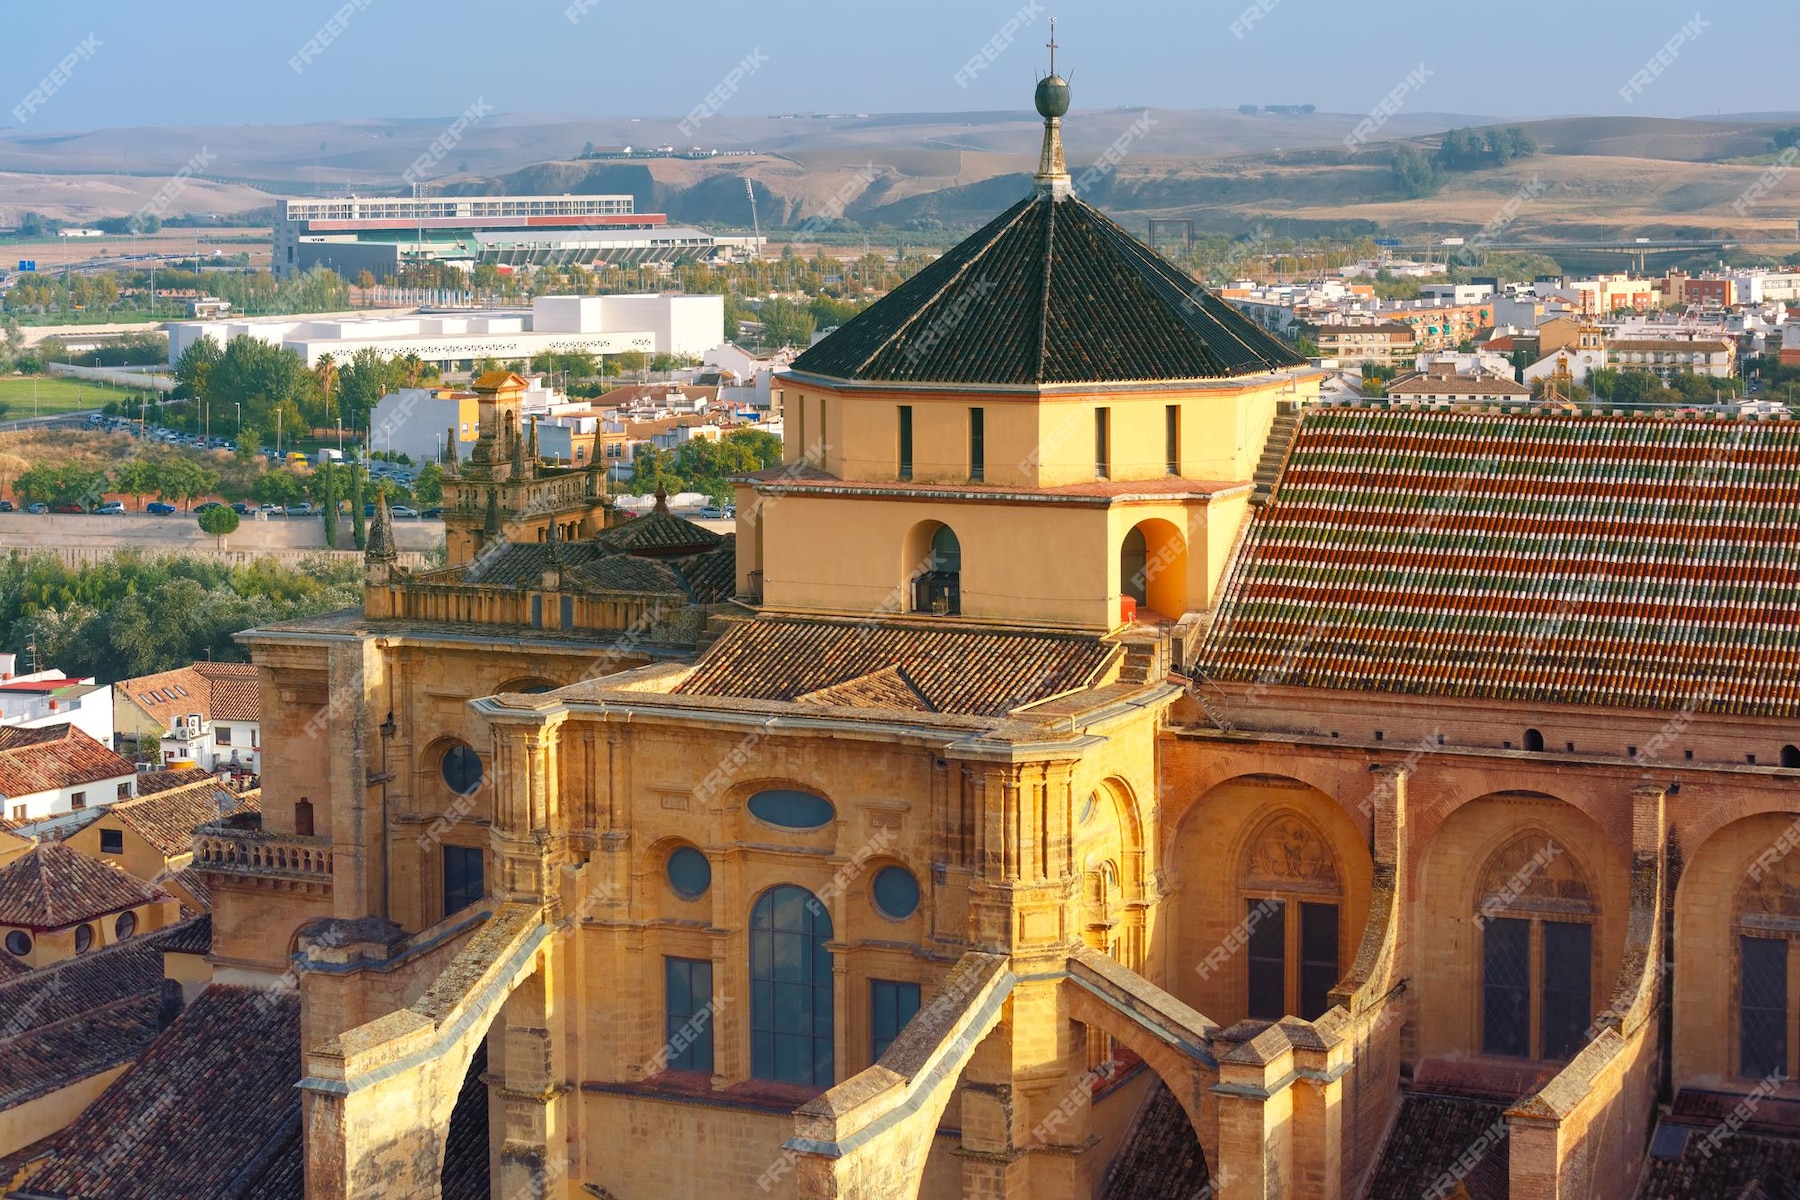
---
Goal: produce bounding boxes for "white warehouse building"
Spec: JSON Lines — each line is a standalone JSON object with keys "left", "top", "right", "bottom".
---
{"left": 166, "top": 293, "right": 725, "bottom": 369}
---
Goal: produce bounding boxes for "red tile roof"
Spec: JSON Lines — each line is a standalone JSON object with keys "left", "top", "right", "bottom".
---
{"left": 0, "top": 842, "right": 169, "bottom": 929}
{"left": 678, "top": 616, "right": 1117, "bottom": 716}
{"left": 136, "top": 766, "right": 221, "bottom": 796}
{"left": 107, "top": 782, "right": 261, "bottom": 858}
{"left": 114, "top": 661, "right": 261, "bottom": 730}
{"left": 0, "top": 722, "right": 135, "bottom": 800}
{"left": 14, "top": 983, "right": 303, "bottom": 1200}
{"left": 1200, "top": 407, "right": 1800, "bottom": 717}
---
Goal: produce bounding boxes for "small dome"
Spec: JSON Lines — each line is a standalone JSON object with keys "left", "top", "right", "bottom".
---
{"left": 1035, "top": 74, "right": 1070, "bottom": 119}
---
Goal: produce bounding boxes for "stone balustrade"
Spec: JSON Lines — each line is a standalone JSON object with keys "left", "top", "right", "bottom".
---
{"left": 195, "top": 816, "right": 333, "bottom": 881}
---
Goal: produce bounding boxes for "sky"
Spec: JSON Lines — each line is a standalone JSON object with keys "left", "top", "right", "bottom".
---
{"left": 2, "top": 0, "right": 1782, "bottom": 131}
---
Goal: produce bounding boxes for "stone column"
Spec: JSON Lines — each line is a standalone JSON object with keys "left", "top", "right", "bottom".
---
{"left": 496, "top": 953, "right": 575, "bottom": 1199}
{"left": 1211, "top": 1023, "right": 1299, "bottom": 1200}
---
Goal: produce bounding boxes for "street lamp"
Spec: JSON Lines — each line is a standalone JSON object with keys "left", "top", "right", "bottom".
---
{"left": 234, "top": 402, "right": 240, "bottom": 438}
{"left": 337, "top": 418, "right": 343, "bottom": 453}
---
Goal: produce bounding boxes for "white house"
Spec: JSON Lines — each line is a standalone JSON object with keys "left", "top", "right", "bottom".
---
{"left": 113, "top": 662, "right": 262, "bottom": 775}
{"left": 0, "top": 724, "right": 138, "bottom": 823}
{"left": 0, "top": 655, "right": 114, "bottom": 747}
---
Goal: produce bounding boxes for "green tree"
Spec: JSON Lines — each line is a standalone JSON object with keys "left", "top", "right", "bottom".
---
{"left": 1391, "top": 145, "right": 1441, "bottom": 198}
{"left": 349, "top": 465, "right": 367, "bottom": 550}
{"left": 253, "top": 469, "right": 307, "bottom": 509}
{"left": 412, "top": 462, "right": 444, "bottom": 506}
{"left": 173, "top": 335, "right": 224, "bottom": 403}
{"left": 114, "top": 457, "right": 160, "bottom": 510}
{"left": 16, "top": 464, "right": 107, "bottom": 508}
{"left": 758, "top": 298, "right": 817, "bottom": 348}
{"left": 198, "top": 504, "right": 240, "bottom": 547}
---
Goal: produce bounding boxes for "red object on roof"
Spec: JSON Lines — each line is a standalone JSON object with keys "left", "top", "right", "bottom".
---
{"left": 0, "top": 680, "right": 71, "bottom": 693}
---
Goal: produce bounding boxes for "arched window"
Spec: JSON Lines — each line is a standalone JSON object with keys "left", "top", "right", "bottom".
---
{"left": 1782, "top": 744, "right": 1800, "bottom": 769}
{"left": 1238, "top": 812, "right": 1343, "bottom": 1021}
{"left": 1121, "top": 527, "right": 1149, "bottom": 608}
{"left": 1476, "top": 833, "right": 1595, "bottom": 1061}
{"left": 1735, "top": 851, "right": 1800, "bottom": 1078}
{"left": 750, "top": 885, "right": 834, "bottom": 1086}
{"left": 906, "top": 522, "right": 961, "bottom": 616}
{"left": 294, "top": 798, "right": 314, "bottom": 838}
{"left": 1524, "top": 729, "right": 1546, "bottom": 753}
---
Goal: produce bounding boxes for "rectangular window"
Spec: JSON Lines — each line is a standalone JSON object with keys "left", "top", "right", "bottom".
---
{"left": 70, "top": 792, "right": 86, "bottom": 810}
{"left": 1741, "top": 936, "right": 1788, "bottom": 1079}
{"left": 100, "top": 829, "right": 124, "bottom": 854}
{"left": 8, "top": 804, "right": 23, "bottom": 822}
{"left": 215, "top": 727, "right": 231, "bottom": 746}
{"left": 117, "top": 782, "right": 131, "bottom": 799}
{"left": 664, "top": 957, "right": 716, "bottom": 1074}
{"left": 442, "top": 845, "right": 485, "bottom": 916}
{"left": 1541, "top": 921, "right": 1592, "bottom": 1060}
{"left": 1482, "top": 918, "right": 1531, "bottom": 1057}
{"left": 1246, "top": 898, "right": 1286, "bottom": 1020}
{"left": 530, "top": 594, "right": 543, "bottom": 629}
{"left": 969, "top": 408, "right": 985, "bottom": 481}
{"left": 560, "top": 594, "right": 575, "bottom": 630}
{"left": 1299, "top": 903, "right": 1340, "bottom": 1021}
{"left": 1095, "top": 408, "right": 1111, "bottom": 479}
{"left": 898, "top": 405, "right": 913, "bottom": 480}
{"left": 870, "top": 978, "right": 922, "bottom": 1063}
{"left": 1165, "top": 405, "right": 1181, "bottom": 475}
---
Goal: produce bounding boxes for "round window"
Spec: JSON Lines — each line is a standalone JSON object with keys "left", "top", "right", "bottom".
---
{"left": 115, "top": 911, "right": 138, "bottom": 940}
{"left": 666, "top": 846, "right": 712, "bottom": 900}
{"left": 871, "top": 866, "right": 921, "bottom": 920}
{"left": 441, "top": 743, "right": 483, "bottom": 795}
{"left": 3, "top": 930, "right": 30, "bottom": 957}
{"left": 74, "top": 924, "right": 94, "bottom": 954}
{"left": 746, "top": 789, "right": 835, "bottom": 830}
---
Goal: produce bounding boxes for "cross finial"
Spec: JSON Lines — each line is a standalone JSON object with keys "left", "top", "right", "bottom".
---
{"left": 1047, "top": 16, "right": 1058, "bottom": 75}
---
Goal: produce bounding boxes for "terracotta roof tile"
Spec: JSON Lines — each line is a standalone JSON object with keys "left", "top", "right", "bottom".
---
{"left": 135, "top": 766, "right": 219, "bottom": 796}
{"left": 108, "top": 782, "right": 260, "bottom": 858}
{"left": 1201, "top": 408, "right": 1800, "bottom": 718}
{"left": 114, "top": 661, "right": 261, "bottom": 731}
{"left": 678, "top": 616, "right": 1116, "bottom": 716}
{"left": 1098, "top": 1081, "right": 1211, "bottom": 1200}
{"left": 16, "top": 983, "right": 303, "bottom": 1200}
{"left": 1362, "top": 1092, "right": 1509, "bottom": 1200}
{"left": 1639, "top": 1091, "right": 1800, "bottom": 1199}
{"left": 0, "top": 723, "right": 135, "bottom": 799}
{"left": 795, "top": 664, "right": 935, "bottom": 711}
{"left": 0, "top": 842, "right": 169, "bottom": 929}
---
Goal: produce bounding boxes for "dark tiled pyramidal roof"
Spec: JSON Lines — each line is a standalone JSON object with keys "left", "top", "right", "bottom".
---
{"left": 0, "top": 842, "right": 169, "bottom": 929}
{"left": 1199, "top": 408, "right": 1800, "bottom": 718}
{"left": 790, "top": 193, "right": 1304, "bottom": 386}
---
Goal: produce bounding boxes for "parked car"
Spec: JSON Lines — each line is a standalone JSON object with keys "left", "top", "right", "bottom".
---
{"left": 96, "top": 501, "right": 126, "bottom": 515}
{"left": 0, "top": 500, "right": 14, "bottom": 512}
{"left": 232, "top": 502, "right": 253, "bottom": 515}
{"left": 26, "top": 502, "right": 48, "bottom": 514}
{"left": 421, "top": 506, "right": 443, "bottom": 519}
{"left": 257, "top": 502, "right": 281, "bottom": 514}
{"left": 146, "top": 501, "right": 177, "bottom": 515}
{"left": 194, "top": 501, "right": 225, "bottom": 513}
{"left": 284, "top": 502, "right": 315, "bottom": 516}
{"left": 53, "top": 503, "right": 86, "bottom": 514}
{"left": 390, "top": 505, "right": 420, "bottom": 518}
{"left": 698, "top": 506, "right": 727, "bottom": 519}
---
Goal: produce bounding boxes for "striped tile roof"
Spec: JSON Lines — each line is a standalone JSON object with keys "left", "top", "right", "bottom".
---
{"left": 1199, "top": 408, "right": 1800, "bottom": 717}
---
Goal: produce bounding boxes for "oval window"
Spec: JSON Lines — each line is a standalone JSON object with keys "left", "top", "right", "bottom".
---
{"left": 74, "top": 924, "right": 94, "bottom": 954}
{"left": 667, "top": 846, "right": 712, "bottom": 900}
{"left": 441, "top": 743, "right": 483, "bottom": 795}
{"left": 871, "top": 866, "right": 921, "bottom": 920}
{"left": 4, "top": 930, "right": 30, "bottom": 957}
{"left": 746, "top": 789, "right": 834, "bottom": 830}
{"left": 116, "top": 911, "right": 138, "bottom": 940}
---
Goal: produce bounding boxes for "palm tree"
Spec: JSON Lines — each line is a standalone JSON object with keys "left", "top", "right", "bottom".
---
{"left": 312, "top": 353, "right": 338, "bottom": 427}
{"left": 399, "top": 352, "right": 427, "bottom": 389}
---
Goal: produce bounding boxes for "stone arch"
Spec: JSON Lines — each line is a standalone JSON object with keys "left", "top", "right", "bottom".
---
{"left": 902, "top": 519, "right": 960, "bottom": 615}
{"left": 1166, "top": 776, "right": 1373, "bottom": 1023}
{"left": 1119, "top": 516, "right": 1188, "bottom": 619}
{"left": 496, "top": 676, "right": 559, "bottom": 695}
{"left": 1413, "top": 792, "right": 1625, "bottom": 1067}
{"left": 1673, "top": 808, "right": 1800, "bottom": 1087}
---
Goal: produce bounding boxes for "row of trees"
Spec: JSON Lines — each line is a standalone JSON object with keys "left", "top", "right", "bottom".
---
{"left": 1392, "top": 127, "right": 1539, "bottom": 198}
{"left": 0, "top": 550, "right": 363, "bottom": 682}
{"left": 3, "top": 265, "right": 352, "bottom": 322}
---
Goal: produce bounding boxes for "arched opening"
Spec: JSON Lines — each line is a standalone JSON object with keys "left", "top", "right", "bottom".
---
{"left": 1238, "top": 811, "right": 1344, "bottom": 1021}
{"left": 750, "top": 884, "right": 834, "bottom": 1085}
{"left": 294, "top": 798, "right": 314, "bottom": 837}
{"left": 1473, "top": 831, "right": 1596, "bottom": 1061}
{"left": 497, "top": 677, "right": 558, "bottom": 695}
{"left": 1524, "top": 728, "right": 1545, "bottom": 753}
{"left": 1120, "top": 518, "right": 1188, "bottom": 621}
{"left": 439, "top": 1040, "right": 489, "bottom": 1200}
{"left": 1782, "top": 744, "right": 1800, "bottom": 768}
{"left": 903, "top": 521, "right": 961, "bottom": 616}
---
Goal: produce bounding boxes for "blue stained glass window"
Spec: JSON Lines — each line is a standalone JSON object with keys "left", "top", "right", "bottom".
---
{"left": 870, "top": 979, "right": 921, "bottom": 1063}
{"left": 747, "top": 789, "right": 834, "bottom": 830}
{"left": 664, "top": 957, "right": 715, "bottom": 1074}
{"left": 750, "top": 885, "right": 834, "bottom": 1086}
{"left": 871, "top": 866, "right": 921, "bottom": 920}
{"left": 667, "top": 847, "right": 712, "bottom": 900}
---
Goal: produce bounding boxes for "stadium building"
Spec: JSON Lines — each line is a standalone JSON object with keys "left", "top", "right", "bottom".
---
{"left": 272, "top": 194, "right": 757, "bottom": 280}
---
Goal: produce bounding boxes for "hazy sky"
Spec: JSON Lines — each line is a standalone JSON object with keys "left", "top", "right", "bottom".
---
{"left": 3, "top": 0, "right": 1780, "bottom": 130}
